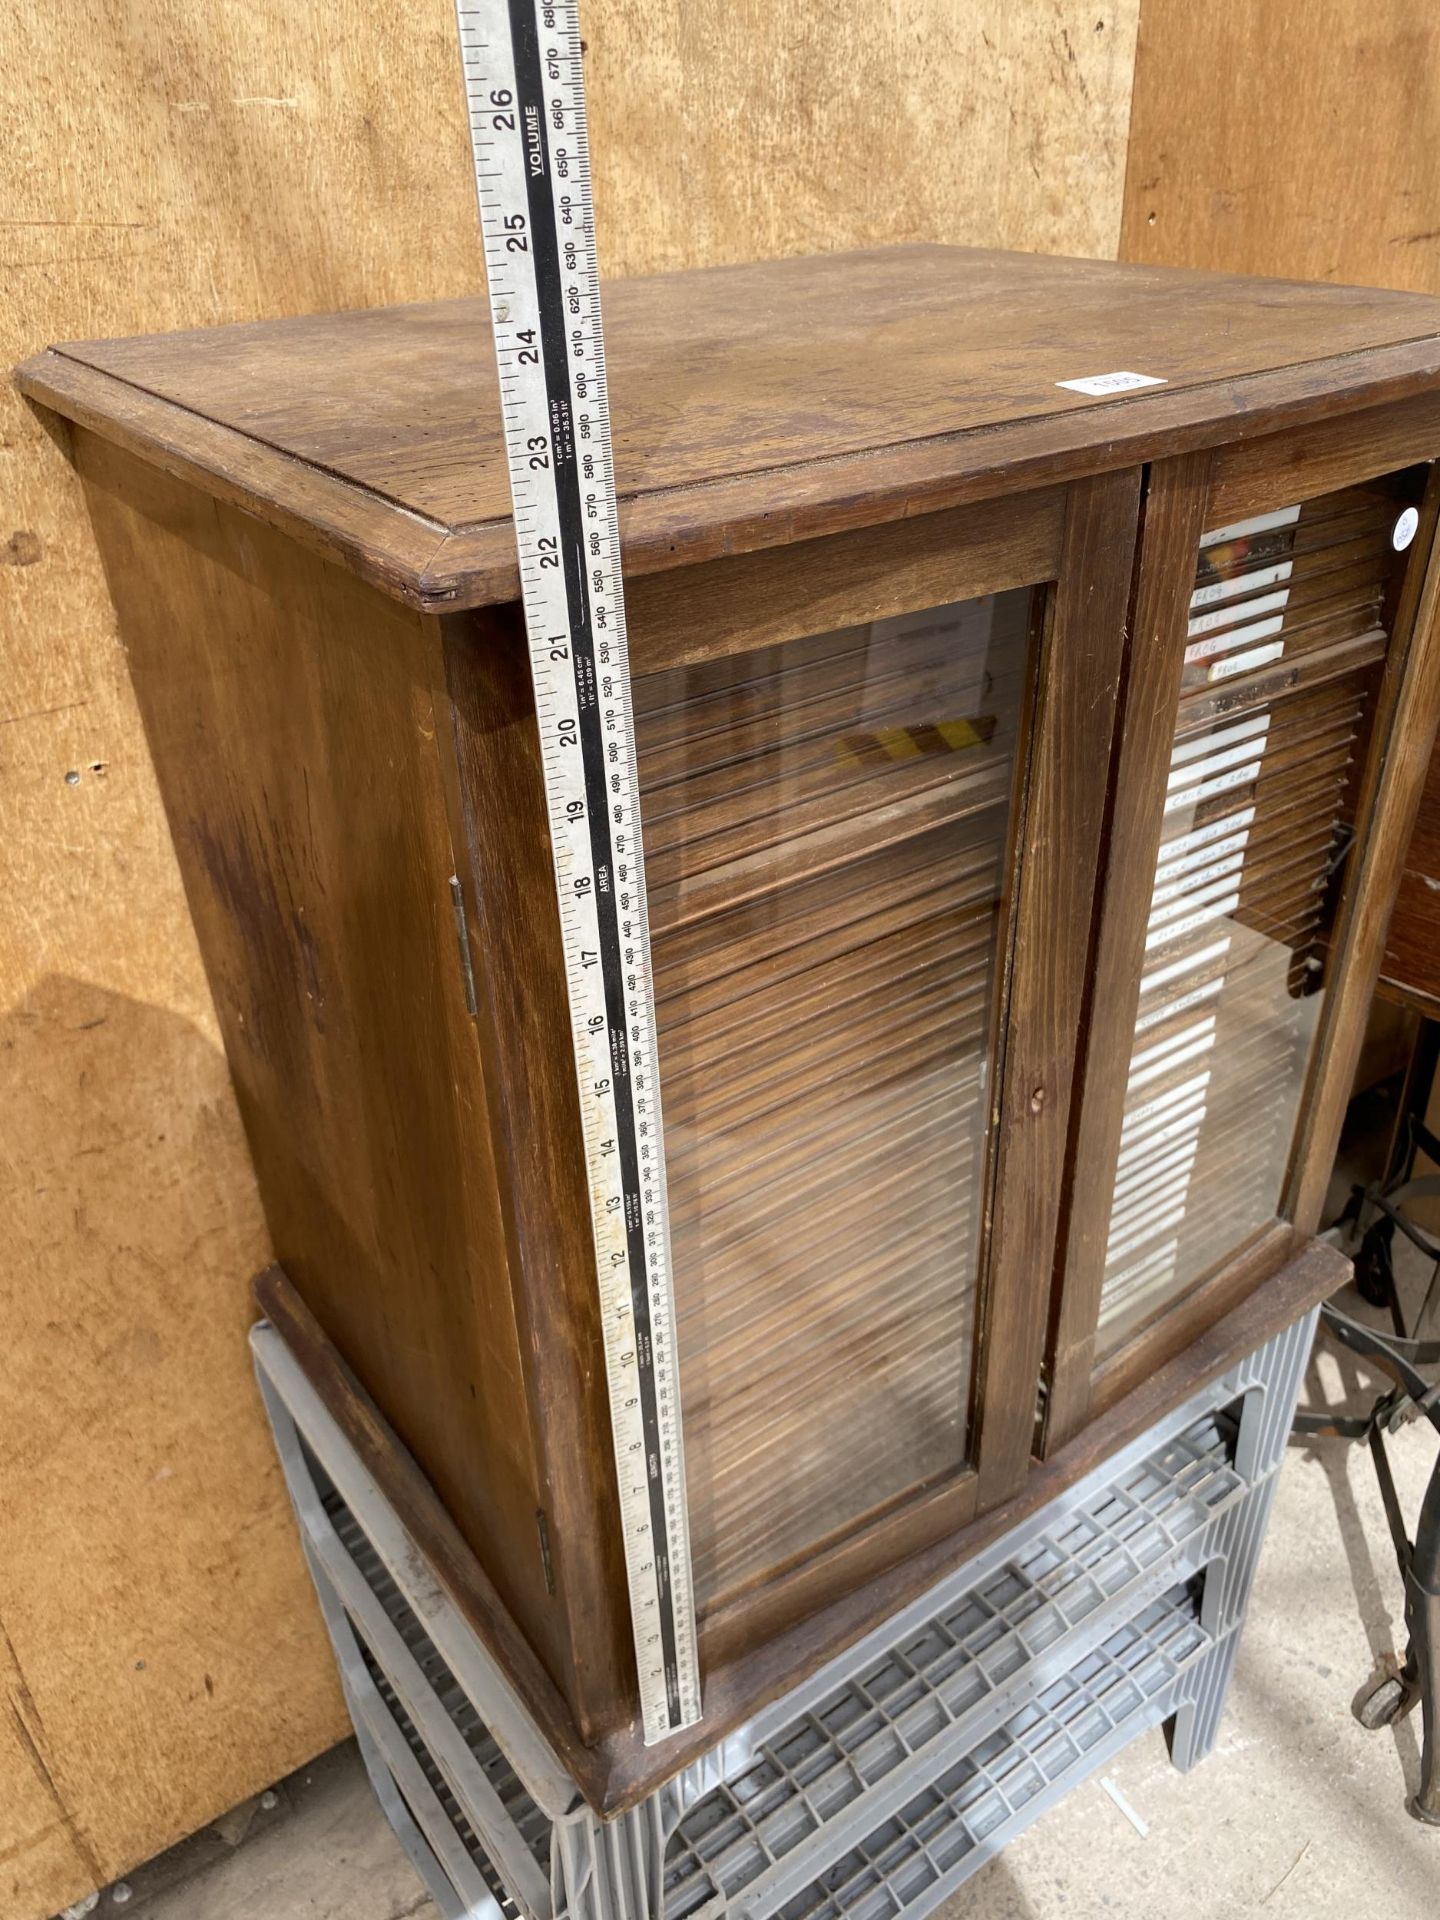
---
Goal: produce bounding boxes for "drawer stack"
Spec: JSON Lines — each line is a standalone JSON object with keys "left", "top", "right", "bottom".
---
{"left": 251, "top": 1306, "right": 1317, "bottom": 1920}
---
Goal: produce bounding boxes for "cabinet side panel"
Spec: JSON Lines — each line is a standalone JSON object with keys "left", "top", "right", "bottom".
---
{"left": 439, "top": 611, "right": 635, "bottom": 1742}
{"left": 73, "top": 436, "right": 570, "bottom": 1700}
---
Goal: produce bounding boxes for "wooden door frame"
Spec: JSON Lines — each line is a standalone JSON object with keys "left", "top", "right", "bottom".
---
{"left": 1043, "top": 451, "right": 1214, "bottom": 1451}
{"left": 969, "top": 467, "right": 1143, "bottom": 1507}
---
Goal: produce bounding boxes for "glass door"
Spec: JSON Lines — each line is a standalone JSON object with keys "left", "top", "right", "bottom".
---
{"left": 1051, "top": 452, "right": 1436, "bottom": 1445}
{"left": 629, "top": 469, "right": 1143, "bottom": 1633}
{"left": 636, "top": 587, "right": 1037, "bottom": 1609}
{"left": 1100, "top": 482, "right": 1416, "bottom": 1348}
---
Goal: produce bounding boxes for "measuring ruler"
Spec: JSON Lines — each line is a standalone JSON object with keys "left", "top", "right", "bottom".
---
{"left": 453, "top": 0, "right": 700, "bottom": 1743}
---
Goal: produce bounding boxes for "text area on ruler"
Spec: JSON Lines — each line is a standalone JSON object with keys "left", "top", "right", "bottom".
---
{"left": 453, "top": 0, "right": 701, "bottom": 1742}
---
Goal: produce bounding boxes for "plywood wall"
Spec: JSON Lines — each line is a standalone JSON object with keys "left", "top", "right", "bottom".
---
{"left": 0, "top": 6, "right": 1137, "bottom": 1914}
{"left": 1120, "top": 0, "right": 1440, "bottom": 293}
{"left": 587, "top": 4, "right": 1139, "bottom": 274}
{"left": 0, "top": 7, "right": 489, "bottom": 1915}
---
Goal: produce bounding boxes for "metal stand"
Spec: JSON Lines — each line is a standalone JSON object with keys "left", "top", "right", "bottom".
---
{"left": 254, "top": 1309, "right": 1318, "bottom": 1920}
{"left": 1299, "top": 1159, "right": 1440, "bottom": 1825}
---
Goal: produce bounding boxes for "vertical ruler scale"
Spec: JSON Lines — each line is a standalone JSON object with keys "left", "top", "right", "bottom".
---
{"left": 453, "top": 0, "right": 700, "bottom": 1742}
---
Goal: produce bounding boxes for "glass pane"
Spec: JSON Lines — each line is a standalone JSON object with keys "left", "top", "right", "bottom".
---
{"left": 637, "top": 589, "right": 1038, "bottom": 1607}
{"left": 1097, "top": 479, "right": 1421, "bottom": 1354}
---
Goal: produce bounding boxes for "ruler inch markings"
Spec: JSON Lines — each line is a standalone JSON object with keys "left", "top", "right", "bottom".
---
{"left": 454, "top": 0, "right": 700, "bottom": 1743}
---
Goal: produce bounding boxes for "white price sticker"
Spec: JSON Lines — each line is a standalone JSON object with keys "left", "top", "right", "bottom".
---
{"left": 1056, "top": 370, "right": 1168, "bottom": 396}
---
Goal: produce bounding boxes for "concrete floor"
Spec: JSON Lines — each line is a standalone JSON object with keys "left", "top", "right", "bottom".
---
{"left": 73, "top": 1263, "right": 1440, "bottom": 1920}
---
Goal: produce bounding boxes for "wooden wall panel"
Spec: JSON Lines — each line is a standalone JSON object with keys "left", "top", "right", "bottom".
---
{"left": 0, "top": 7, "right": 485, "bottom": 1916}
{"left": 1, "top": 5, "right": 1137, "bottom": 1914}
{"left": 1119, "top": 0, "right": 1440, "bottom": 1016}
{"left": 1121, "top": 0, "right": 1440, "bottom": 292}
{"left": 588, "top": 4, "right": 1140, "bottom": 275}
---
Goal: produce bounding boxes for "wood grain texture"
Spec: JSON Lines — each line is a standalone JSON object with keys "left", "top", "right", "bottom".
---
{"left": 973, "top": 469, "right": 1142, "bottom": 1503}
{"left": 69, "top": 249, "right": 1440, "bottom": 527}
{"left": 74, "top": 438, "right": 623, "bottom": 1714}
{"left": 8, "top": 0, "right": 1430, "bottom": 1854}
{"left": 1291, "top": 467, "right": 1440, "bottom": 1076}
{"left": 641, "top": 591, "right": 1036, "bottom": 1618}
{"left": 680, "top": 1238, "right": 1350, "bottom": 1815}
{"left": 22, "top": 248, "right": 1440, "bottom": 610}
{"left": 0, "top": 6, "right": 1142, "bottom": 1902}
{"left": 1379, "top": 467, "right": 1440, "bottom": 1014}
{"left": 624, "top": 488, "right": 1067, "bottom": 676}
{"left": 437, "top": 610, "right": 636, "bottom": 1741}
{"left": 587, "top": 3, "right": 1140, "bottom": 275}
{"left": 1207, "top": 389, "right": 1440, "bottom": 527}
{"left": 1051, "top": 453, "right": 1429, "bottom": 1431}
{"left": 0, "top": 970, "right": 332, "bottom": 1919}
{"left": 1087, "top": 1222, "right": 1300, "bottom": 1425}
{"left": 30, "top": 247, "right": 1440, "bottom": 1842}
{"left": 1120, "top": 0, "right": 1440, "bottom": 295}
{"left": 1044, "top": 452, "right": 1214, "bottom": 1450}
{"left": 0, "top": 3, "right": 489, "bottom": 1910}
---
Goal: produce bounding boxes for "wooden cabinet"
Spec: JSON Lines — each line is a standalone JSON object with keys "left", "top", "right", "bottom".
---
{"left": 18, "top": 244, "right": 1440, "bottom": 1810}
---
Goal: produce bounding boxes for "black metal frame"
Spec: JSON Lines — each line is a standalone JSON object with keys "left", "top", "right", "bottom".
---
{"left": 1298, "top": 1155, "right": 1440, "bottom": 1824}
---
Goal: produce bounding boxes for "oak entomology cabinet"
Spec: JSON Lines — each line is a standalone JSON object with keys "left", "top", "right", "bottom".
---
{"left": 21, "top": 245, "right": 1440, "bottom": 1811}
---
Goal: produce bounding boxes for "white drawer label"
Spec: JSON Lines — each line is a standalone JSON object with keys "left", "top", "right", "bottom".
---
{"left": 1199, "top": 504, "right": 1301, "bottom": 549}
{"left": 1190, "top": 561, "right": 1293, "bottom": 612}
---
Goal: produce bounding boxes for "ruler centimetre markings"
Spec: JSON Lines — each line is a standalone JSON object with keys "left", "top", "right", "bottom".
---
{"left": 453, "top": 0, "right": 701, "bottom": 1742}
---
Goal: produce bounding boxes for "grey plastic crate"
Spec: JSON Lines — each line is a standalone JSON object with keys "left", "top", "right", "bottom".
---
{"left": 252, "top": 1303, "right": 1317, "bottom": 1920}
{"left": 749, "top": 1591, "right": 1217, "bottom": 1920}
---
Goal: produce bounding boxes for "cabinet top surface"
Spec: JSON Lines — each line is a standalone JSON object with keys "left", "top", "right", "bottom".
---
{"left": 21, "top": 244, "right": 1440, "bottom": 611}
